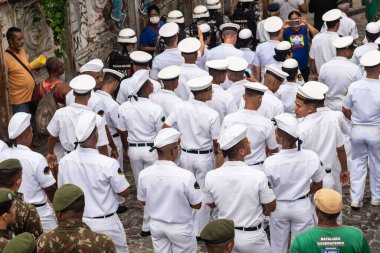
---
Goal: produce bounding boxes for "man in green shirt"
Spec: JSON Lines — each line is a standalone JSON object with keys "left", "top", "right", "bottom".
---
{"left": 290, "top": 188, "right": 371, "bottom": 253}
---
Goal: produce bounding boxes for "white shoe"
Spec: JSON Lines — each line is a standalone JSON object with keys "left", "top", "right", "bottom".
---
{"left": 370, "top": 200, "right": 380, "bottom": 206}
{"left": 350, "top": 200, "right": 363, "bottom": 209}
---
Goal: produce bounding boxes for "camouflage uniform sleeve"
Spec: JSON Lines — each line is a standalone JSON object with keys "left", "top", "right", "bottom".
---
{"left": 10, "top": 198, "right": 43, "bottom": 238}
{"left": 24, "top": 203, "right": 44, "bottom": 238}
{"left": 99, "top": 234, "right": 117, "bottom": 253}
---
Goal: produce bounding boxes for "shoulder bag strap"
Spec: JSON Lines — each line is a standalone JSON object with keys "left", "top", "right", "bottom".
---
{"left": 5, "top": 49, "right": 35, "bottom": 82}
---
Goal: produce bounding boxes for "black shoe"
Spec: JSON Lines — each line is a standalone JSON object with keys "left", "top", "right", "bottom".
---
{"left": 116, "top": 205, "right": 128, "bottom": 214}
{"left": 140, "top": 231, "right": 151, "bottom": 237}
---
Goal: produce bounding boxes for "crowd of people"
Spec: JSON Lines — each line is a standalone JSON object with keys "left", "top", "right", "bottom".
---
{"left": 1, "top": 0, "right": 379, "bottom": 252}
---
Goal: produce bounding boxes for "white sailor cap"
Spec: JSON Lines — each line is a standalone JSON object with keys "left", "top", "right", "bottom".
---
{"left": 117, "top": 28, "right": 137, "bottom": 43}
{"left": 322, "top": 9, "right": 342, "bottom": 22}
{"left": 178, "top": 37, "right": 201, "bottom": 53}
{"left": 226, "top": 56, "right": 248, "bottom": 72}
{"left": 199, "top": 23, "right": 211, "bottom": 33}
{"left": 243, "top": 81, "right": 268, "bottom": 94}
{"left": 158, "top": 65, "right": 181, "bottom": 80}
{"left": 275, "top": 41, "right": 291, "bottom": 51}
{"left": 303, "top": 81, "right": 329, "bottom": 95}
{"left": 8, "top": 112, "right": 31, "bottom": 139}
{"left": 75, "top": 111, "right": 97, "bottom": 143}
{"left": 273, "top": 113, "right": 299, "bottom": 138}
{"left": 103, "top": 68, "right": 125, "bottom": 80}
{"left": 219, "top": 124, "right": 248, "bottom": 150}
{"left": 360, "top": 50, "right": 380, "bottom": 67}
{"left": 79, "top": 59, "right": 104, "bottom": 73}
{"left": 159, "top": 22, "right": 179, "bottom": 38}
{"left": 219, "top": 23, "right": 240, "bottom": 32}
{"left": 265, "top": 65, "right": 289, "bottom": 80}
{"left": 187, "top": 75, "right": 213, "bottom": 91}
{"left": 70, "top": 74, "right": 96, "bottom": 94}
{"left": 193, "top": 5, "right": 210, "bottom": 19}
{"left": 366, "top": 22, "right": 380, "bottom": 34}
{"left": 282, "top": 58, "right": 298, "bottom": 69}
{"left": 206, "top": 0, "right": 221, "bottom": 10}
{"left": 130, "top": 51, "right": 152, "bottom": 64}
{"left": 131, "top": 69, "right": 150, "bottom": 95}
{"left": 206, "top": 59, "right": 229, "bottom": 70}
{"left": 153, "top": 128, "right": 181, "bottom": 149}
{"left": 332, "top": 36, "right": 354, "bottom": 49}
{"left": 167, "top": 10, "right": 185, "bottom": 24}
{"left": 264, "top": 16, "right": 283, "bottom": 33}
{"left": 239, "top": 29, "right": 252, "bottom": 39}
{"left": 297, "top": 82, "right": 325, "bottom": 101}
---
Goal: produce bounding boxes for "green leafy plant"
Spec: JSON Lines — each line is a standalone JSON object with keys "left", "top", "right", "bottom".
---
{"left": 38, "top": 0, "right": 66, "bottom": 58}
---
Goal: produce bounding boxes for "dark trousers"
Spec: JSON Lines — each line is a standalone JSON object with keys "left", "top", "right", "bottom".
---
{"left": 300, "top": 67, "right": 310, "bottom": 82}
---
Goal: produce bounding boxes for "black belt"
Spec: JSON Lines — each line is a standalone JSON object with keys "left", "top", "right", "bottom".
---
{"left": 33, "top": 202, "right": 46, "bottom": 208}
{"left": 250, "top": 161, "right": 264, "bottom": 166}
{"left": 181, "top": 148, "right": 213, "bottom": 154}
{"left": 296, "top": 194, "right": 309, "bottom": 200}
{"left": 325, "top": 169, "right": 331, "bottom": 173}
{"left": 128, "top": 143, "right": 154, "bottom": 147}
{"left": 235, "top": 223, "right": 262, "bottom": 231}
{"left": 112, "top": 133, "right": 120, "bottom": 138}
{"left": 88, "top": 213, "right": 115, "bottom": 219}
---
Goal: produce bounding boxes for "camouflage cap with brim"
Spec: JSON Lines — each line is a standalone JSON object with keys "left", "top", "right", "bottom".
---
{"left": 0, "top": 188, "right": 15, "bottom": 204}
{"left": 0, "top": 159, "right": 22, "bottom": 170}
{"left": 200, "top": 219, "right": 235, "bottom": 244}
{"left": 53, "top": 184, "right": 84, "bottom": 211}
{"left": 2, "top": 232, "right": 36, "bottom": 253}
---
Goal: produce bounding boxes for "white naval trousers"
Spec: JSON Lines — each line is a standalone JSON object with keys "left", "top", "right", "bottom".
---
{"left": 150, "top": 219, "right": 197, "bottom": 253}
{"left": 269, "top": 198, "right": 314, "bottom": 253}
{"left": 232, "top": 229, "right": 271, "bottom": 253}
{"left": 350, "top": 125, "right": 380, "bottom": 202}
{"left": 36, "top": 203, "right": 58, "bottom": 232}
{"left": 83, "top": 213, "right": 128, "bottom": 253}
{"left": 109, "top": 136, "right": 125, "bottom": 205}
{"left": 180, "top": 151, "right": 215, "bottom": 235}
{"left": 128, "top": 146, "right": 158, "bottom": 231}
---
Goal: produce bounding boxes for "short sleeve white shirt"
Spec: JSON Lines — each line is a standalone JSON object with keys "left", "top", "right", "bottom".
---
{"left": 176, "top": 64, "right": 209, "bottom": 100}
{"left": 117, "top": 77, "right": 161, "bottom": 104}
{"left": 299, "top": 112, "right": 345, "bottom": 169}
{"left": 204, "top": 161, "right": 275, "bottom": 227}
{"left": 96, "top": 90, "right": 120, "bottom": 135}
{"left": 58, "top": 147, "right": 129, "bottom": 217}
{"left": 150, "top": 89, "right": 183, "bottom": 118}
{"left": 151, "top": 48, "right": 185, "bottom": 79}
{"left": 264, "top": 148, "right": 325, "bottom": 200}
{"left": 343, "top": 78, "right": 380, "bottom": 126}
{"left": 196, "top": 47, "right": 209, "bottom": 70}
{"left": 221, "top": 110, "right": 278, "bottom": 164}
{"left": 0, "top": 140, "right": 8, "bottom": 152}
{"left": 137, "top": 160, "right": 202, "bottom": 223}
{"left": 66, "top": 90, "right": 106, "bottom": 115}
{"left": 240, "top": 48, "right": 256, "bottom": 69}
{"left": 258, "top": 90, "right": 285, "bottom": 119}
{"left": 118, "top": 98, "right": 164, "bottom": 142}
{"left": 321, "top": 14, "right": 359, "bottom": 39}
{"left": 226, "top": 79, "right": 247, "bottom": 107}
{"left": 0, "top": 145, "right": 56, "bottom": 204}
{"left": 351, "top": 43, "right": 378, "bottom": 68}
{"left": 206, "top": 43, "right": 245, "bottom": 61}
{"left": 275, "top": 81, "right": 298, "bottom": 115}
{"left": 274, "top": 0, "right": 304, "bottom": 21}
{"left": 309, "top": 31, "right": 339, "bottom": 73}
{"left": 165, "top": 99, "right": 220, "bottom": 150}
{"left": 206, "top": 84, "right": 238, "bottom": 122}
{"left": 253, "top": 40, "right": 278, "bottom": 69}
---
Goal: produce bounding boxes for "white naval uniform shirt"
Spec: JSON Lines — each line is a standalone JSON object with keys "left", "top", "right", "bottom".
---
{"left": 66, "top": 90, "right": 106, "bottom": 114}
{"left": 298, "top": 111, "right": 345, "bottom": 170}
{"left": 226, "top": 79, "right": 247, "bottom": 107}
{"left": 150, "top": 89, "right": 183, "bottom": 118}
{"left": 351, "top": 43, "right": 378, "bottom": 69}
{"left": 118, "top": 98, "right": 164, "bottom": 143}
{"left": 176, "top": 64, "right": 208, "bottom": 100}
{"left": 206, "top": 43, "right": 245, "bottom": 61}
{"left": 269, "top": 61, "right": 305, "bottom": 86}
{"left": 317, "top": 107, "right": 351, "bottom": 136}
{"left": 319, "top": 56, "right": 362, "bottom": 111}
{"left": 58, "top": 147, "right": 130, "bottom": 217}
{"left": 150, "top": 48, "right": 185, "bottom": 80}
{"left": 274, "top": 0, "right": 304, "bottom": 21}
{"left": 309, "top": 31, "right": 339, "bottom": 74}
{"left": 0, "top": 145, "right": 56, "bottom": 204}
{"left": 321, "top": 14, "right": 359, "bottom": 39}
{"left": 196, "top": 47, "right": 209, "bottom": 70}
{"left": 0, "top": 140, "right": 7, "bottom": 152}
{"left": 258, "top": 90, "right": 285, "bottom": 119}
{"left": 165, "top": 99, "right": 220, "bottom": 150}
{"left": 204, "top": 161, "right": 275, "bottom": 227}
{"left": 240, "top": 48, "right": 256, "bottom": 71}
{"left": 116, "top": 76, "right": 161, "bottom": 104}
{"left": 256, "top": 20, "right": 270, "bottom": 43}
{"left": 264, "top": 148, "right": 325, "bottom": 201}
{"left": 96, "top": 90, "right": 120, "bottom": 135}
{"left": 343, "top": 78, "right": 380, "bottom": 126}
{"left": 253, "top": 40, "right": 278, "bottom": 78}
{"left": 47, "top": 103, "right": 109, "bottom": 152}
{"left": 275, "top": 81, "right": 298, "bottom": 115}
{"left": 221, "top": 109, "right": 278, "bottom": 164}
{"left": 137, "top": 160, "right": 203, "bottom": 223}
{"left": 206, "top": 84, "right": 237, "bottom": 122}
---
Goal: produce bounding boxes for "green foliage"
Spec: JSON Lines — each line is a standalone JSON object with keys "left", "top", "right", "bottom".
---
{"left": 38, "top": 0, "right": 66, "bottom": 58}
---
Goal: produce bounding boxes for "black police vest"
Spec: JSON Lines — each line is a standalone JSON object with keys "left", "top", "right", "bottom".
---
{"left": 108, "top": 50, "right": 133, "bottom": 78}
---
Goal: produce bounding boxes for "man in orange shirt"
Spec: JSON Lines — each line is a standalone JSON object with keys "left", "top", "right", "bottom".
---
{"left": 5, "top": 27, "right": 37, "bottom": 114}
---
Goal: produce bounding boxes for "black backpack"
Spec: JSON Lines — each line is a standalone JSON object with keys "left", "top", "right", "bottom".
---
{"left": 35, "top": 82, "right": 59, "bottom": 135}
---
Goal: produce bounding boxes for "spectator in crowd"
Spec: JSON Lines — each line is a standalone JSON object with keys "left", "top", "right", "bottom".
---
{"left": 309, "top": 0, "right": 338, "bottom": 30}
{"left": 273, "top": 0, "right": 307, "bottom": 22}
{"left": 139, "top": 5, "right": 164, "bottom": 54}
